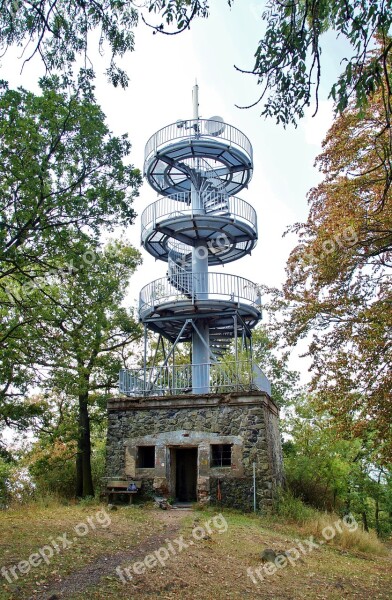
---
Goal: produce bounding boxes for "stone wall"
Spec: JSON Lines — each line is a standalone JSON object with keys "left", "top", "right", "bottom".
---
{"left": 106, "top": 391, "right": 284, "bottom": 511}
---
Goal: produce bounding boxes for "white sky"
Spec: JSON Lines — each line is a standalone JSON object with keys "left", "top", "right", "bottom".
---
{"left": 1, "top": 0, "right": 346, "bottom": 383}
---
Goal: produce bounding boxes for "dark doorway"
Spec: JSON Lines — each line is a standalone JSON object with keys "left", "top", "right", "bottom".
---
{"left": 175, "top": 448, "right": 198, "bottom": 502}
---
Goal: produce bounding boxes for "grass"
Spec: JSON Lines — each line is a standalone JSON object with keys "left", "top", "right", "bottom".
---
{"left": 0, "top": 500, "right": 390, "bottom": 599}
{"left": 260, "top": 490, "right": 388, "bottom": 556}
{"left": 300, "top": 513, "right": 387, "bottom": 555}
{"left": 0, "top": 501, "right": 155, "bottom": 600}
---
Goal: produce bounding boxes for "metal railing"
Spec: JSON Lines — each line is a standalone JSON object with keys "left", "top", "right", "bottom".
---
{"left": 119, "top": 361, "right": 271, "bottom": 397}
{"left": 144, "top": 119, "right": 253, "bottom": 169}
{"left": 139, "top": 272, "right": 261, "bottom": 318}
{"left": 141, "top": 192, "right": 257, "bottom": 245}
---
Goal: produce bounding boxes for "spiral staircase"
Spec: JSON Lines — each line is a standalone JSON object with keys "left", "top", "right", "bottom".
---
{"left": 120, "top": 86, "right": 271, "bottom": 397}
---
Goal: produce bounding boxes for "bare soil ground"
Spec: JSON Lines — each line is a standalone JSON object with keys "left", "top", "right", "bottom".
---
{"left": 0, "top": 503, "right": 391, "bottom": 600}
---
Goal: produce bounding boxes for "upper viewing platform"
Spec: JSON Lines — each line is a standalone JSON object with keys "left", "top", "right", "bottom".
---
{"left": 144, "top": 118, "right": 253, "bottom": 197}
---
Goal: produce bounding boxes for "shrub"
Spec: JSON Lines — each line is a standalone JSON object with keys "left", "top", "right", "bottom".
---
{"left": 28, "top": 440, "right": 77, "bottom": 499}
{"left": 274, "top": 489, "right": 318, "bottom": 524}
{"left": 0, "top": 457, "right": 12, "bottom": 508}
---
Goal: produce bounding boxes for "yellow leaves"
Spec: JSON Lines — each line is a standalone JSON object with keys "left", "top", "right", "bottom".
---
{"left": 280, "top": 58, "right": 392, "bottom": 461}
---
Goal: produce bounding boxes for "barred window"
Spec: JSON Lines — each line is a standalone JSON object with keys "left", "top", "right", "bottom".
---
{"left": 211, "top": 444, "right": 232, "bottom": 467}
{"left": 137, "top": 446, "right": 155, "bottom": 468}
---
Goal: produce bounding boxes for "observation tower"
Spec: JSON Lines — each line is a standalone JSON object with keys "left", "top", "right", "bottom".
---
{"left": 120, "top": 86, "right": 270, "bottom": 396}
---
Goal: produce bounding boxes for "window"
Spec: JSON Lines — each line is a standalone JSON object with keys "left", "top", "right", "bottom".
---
{"left": 211, "top": 444, "right": 232, "bottom": 467}
{"left": 137, "top": 446, "right": 155, "bottom": 468}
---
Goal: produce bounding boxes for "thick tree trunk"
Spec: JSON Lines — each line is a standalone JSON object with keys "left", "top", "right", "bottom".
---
{"left": 76, "top": 393, "right": 94, "bottom": 498}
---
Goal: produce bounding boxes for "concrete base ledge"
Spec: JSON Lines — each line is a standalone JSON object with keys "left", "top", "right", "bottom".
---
{"left": 108, "top": 391, "right": 279, "bottom": 417}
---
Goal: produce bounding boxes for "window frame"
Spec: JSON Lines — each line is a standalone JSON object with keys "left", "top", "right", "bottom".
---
{"left": 210, "top": 443, "right": 232, "bottom": 467}
{"left": 136, "top": 445, "right": 156, "bottom": 469}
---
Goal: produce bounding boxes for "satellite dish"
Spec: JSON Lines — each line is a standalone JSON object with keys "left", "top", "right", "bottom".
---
{"left": 205, "top": 116, "right": 225, "bottom": 136}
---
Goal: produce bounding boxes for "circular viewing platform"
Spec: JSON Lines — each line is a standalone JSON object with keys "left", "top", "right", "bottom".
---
{"left": 141, "top": 193, "right": 258, "bottom": 264}
{"left": 139, "top": 272, "right": 261, "bottom": 338}
{"left": 144, "top": 119, "right": 253, "bottom": 197}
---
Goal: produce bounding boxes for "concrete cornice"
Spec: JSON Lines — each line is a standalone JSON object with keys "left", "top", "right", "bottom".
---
{"left": 108, "top": 391, "right": 280, "bottom": 417}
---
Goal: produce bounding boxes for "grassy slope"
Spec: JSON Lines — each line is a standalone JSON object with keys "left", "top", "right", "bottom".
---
{"left": 0, "top": 503, "right": 390, "bottom": 600}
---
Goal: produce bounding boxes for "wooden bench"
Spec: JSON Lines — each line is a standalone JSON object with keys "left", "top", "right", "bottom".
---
{"left": 104, "top": 479, "right": 142, "bottom": 504}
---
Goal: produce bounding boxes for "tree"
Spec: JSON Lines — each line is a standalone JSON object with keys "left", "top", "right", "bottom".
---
{"left": 144, "top": 2, "right": 392, "bottom": 125}
{"left": 0, "top": 75, "right": 141, "bottom": 427}
{"left": 250, "top": 325, "right": 301, "bottom": 407}
{"left": 283, "top": 394, "right": 392, "bottom": 534}
{"left": 283, "top": 395, "right": 357, "bottom": 511}
{"left": 267, "top": 59, "right": 392, "bottom": 462}
{"left": 0, "top": 75, "right": 140, "bottom": 282}
{"left": 236, "top": 2, "right": 392, "bottom": 125}
{"left": 0, "top": 0, "right": 138, "bottom": 86}
{"left": 0, "top": 1, "right": 209, "bottom": 86}
{"left": 27, "top": 240, "right": 142, "bottom": 497}
{"left": 1, "top": 2, "right": 391, "bottom": 127}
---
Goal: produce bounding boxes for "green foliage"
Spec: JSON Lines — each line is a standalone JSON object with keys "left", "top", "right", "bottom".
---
{"left": 0, "top": 1, "right": 210, "bottom": 86}
{"left": 1, "top": 1, "right": 390, "bottom": 127}
{"left": 283, "top": 396, "right": 392, "bottom": 537}
{"left": 0, "top": 1, "right": 138, "bottom": 86}
{"left": 0, "top": 456, "right": 12, "bottom": 508}
{"left": 273, "top": 488, "right": 318, "bottom": 524}
{"left": 142, "top": 2, "right": 392, "bottom": 129}
{"left": 243, "top": 1, "right": 392, "bottom": 125}
{"left": 267, "top": 43, "right": 392, "bottom": 462}
{"left": 0, "top": 76, "right": 142, "bottom": 497}
{"left": 283, "top": 396, "right": 354, "bottom": 510}
{"left": 251, "top": 326, "right": 302, "bottom": 406}
{"left": 0, "top": 76, "right": 140, "bottom": 281}
{"left": 28, "top": 438, "right": 77, "bottom": 499}
{"left": 21, "top": 240, "right": 143, "bottom": 498}
{"left": 33, "top": 240, "right": 143, "bottom": 399}
{"left": 28, "top": 433, "right": 106, "bottom": 500}
{"left": 145, "top": 0, "right": 210, "bottom": 33}
{"left": 0, "top": 76, "right": 141, "bottom": 433}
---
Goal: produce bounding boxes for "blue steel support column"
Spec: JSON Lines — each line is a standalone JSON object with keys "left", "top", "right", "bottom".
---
{"left": 192, "top": 234, "right": 210, "bottom": 392}
{"left": 191, "top": 84, "right": 210, "bottom": 393}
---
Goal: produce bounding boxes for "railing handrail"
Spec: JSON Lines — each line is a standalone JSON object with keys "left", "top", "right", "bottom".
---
{"left": 144, "top": 118, "right": 253, "bottom": 169}
{"left": 139, "top": 272, "right": 261, "bottom": 317}
{"left": 140, "top": 193, "right": 257, "bottom": 241}
{"left": 119, "top": 361, "right": 271, "bottom": 397}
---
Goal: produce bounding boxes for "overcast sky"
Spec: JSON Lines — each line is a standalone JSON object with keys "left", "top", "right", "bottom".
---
{"left": 2, "top": 0, "right": 346, "bottom": 382}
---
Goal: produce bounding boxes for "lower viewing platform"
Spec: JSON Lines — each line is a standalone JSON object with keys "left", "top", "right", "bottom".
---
{"left": 119, "top": 361, "right": 271, "bottom": 398}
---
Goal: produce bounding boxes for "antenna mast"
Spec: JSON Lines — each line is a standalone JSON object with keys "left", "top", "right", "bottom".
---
{"left": 193, "top": 83, "right": 199, "bottom": 120}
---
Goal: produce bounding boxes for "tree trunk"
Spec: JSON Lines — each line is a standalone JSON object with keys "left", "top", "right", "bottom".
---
{"left": 76, "top": 393, "right": 94, "bottom": 498}
{"left": 375, "top": 470, "right": 382, "bottom": 536}
{"left": 76, "top": 440, "right": 83, "bottom": 498}
{"left": 362, "top": 510, "right": 369, "bottom": 532}
{"left": 375, "top": 498, "right": 380, "bottom": 535}
{"left": 345, "top": 481, "right": 351, "bottom": 514}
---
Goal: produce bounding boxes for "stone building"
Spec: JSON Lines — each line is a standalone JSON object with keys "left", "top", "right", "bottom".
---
{"left": 105, "top": 88, "right": 284, "bottom": 510}
{"left": 106, "top": 390, "right": 283, "bottom": 510}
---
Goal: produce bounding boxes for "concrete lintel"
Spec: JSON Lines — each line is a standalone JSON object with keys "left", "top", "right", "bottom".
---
{"left": 123, "top": 431, "right": 242, "bottom": 446}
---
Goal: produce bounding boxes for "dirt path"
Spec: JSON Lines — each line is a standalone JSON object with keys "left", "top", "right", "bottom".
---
{"left": 33, "top": 509, "right": 191, "bottom": 600}
{"left": 5, "top": 505, "right": 390, "bottom": 600}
